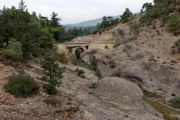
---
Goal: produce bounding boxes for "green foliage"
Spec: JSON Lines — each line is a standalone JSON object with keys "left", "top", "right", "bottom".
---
{"left": 163, "top": 114, "right": 179, "bottom": 120}
{"left": 149, "top": 55, "right": 155, "bottom": 61}
{"left": 130, "top": 23, "right": 141, "bottom": 34}
{"left": 117, "top": 29, "right": 125, "bottom": 36}
{"left": 56, "top": 53, "right": 68, "bottom": 64}
{"left": 169, "top": 98, "right": 180, "bottom": 109}
{"left": 120, "top": 8, "right": 133, "bottom": 23}
{"left": 143, "top": 90, "right": 161, "bottom": 98}
{"left": 139, "top": 16, "right": 153, "bottom": 26}
{"left": 144, "top": 98, "right": 180, "bottom": 120}
{"left": 140, "top": 0, "right": 178, "bottom": 26}
{"left": 141, "top": 2, "right": 153, "bottom": 12}
{"left": 18, "top": 0, "right": 27, "bottom": 11}
{"left": 104, "top": 45, "right": 109, "bottom": 49}
{"left": 174, "top": 39, "right": 180, "bottom": 47}
{"left": 61, "top": 27, "right": 96, "bottom": 42}
{"left": 128, "top": 37, "right": 137, "bottom": 41}
{"left": 4, "top": 74, "right": 39, "bottom": 97}
{"left": 98, "top": 75, "right": 103, "bottom": 80}
{"left": 43, "top": 84, "right": 57, "bottom": 95}
{"left": 50, "top": 12, "right": 64, "bottom": 42}
{"left": 89, "top": 83, "right": 97, "bottom": 89}
{"left": 71, "top": 56, "right": 93, "bottom": 70}
{"left": 0, "top": 1, "right": 66, "bottom": 60}
{"left": 41, "top": 53, "right": 63, "bottom": 86}
{"left": 97, "top": 16, "right": 120, "bottom": 32}
{"left": 1, "top": 38, "right": 23, "bottom": 61}
{"left": 168, "top": 13, "right": 180, "bottom": 32}
{"left": 96, "top": 8, "right": 133, "bottom": 32}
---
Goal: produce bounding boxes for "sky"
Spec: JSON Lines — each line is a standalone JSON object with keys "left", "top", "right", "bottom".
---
{"left": 0, "top": 0, "right": 153, "bottom": 24}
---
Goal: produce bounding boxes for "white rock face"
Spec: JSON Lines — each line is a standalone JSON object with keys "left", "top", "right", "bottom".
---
{"left": 60, "top": 66, "right": 164, "bottom": 120}
{"left": 86, "top": 43, "right": 180, "bottom": 99}
{"left": 91, "top": 77, "right": 163, "bottom": 120}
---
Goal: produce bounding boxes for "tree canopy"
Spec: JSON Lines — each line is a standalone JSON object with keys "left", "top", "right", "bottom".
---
{"left": 0, "top": 0, "right": 64, "bottom": 60}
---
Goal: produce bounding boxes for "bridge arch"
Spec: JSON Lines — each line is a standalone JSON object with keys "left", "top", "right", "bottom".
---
{"left": 75, "top": 47, "right": 84, "bottom": 60}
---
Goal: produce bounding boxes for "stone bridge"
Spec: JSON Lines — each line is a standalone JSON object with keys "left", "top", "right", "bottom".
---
{"left": 58, "top": 41, "right": 114, "bottom": 54}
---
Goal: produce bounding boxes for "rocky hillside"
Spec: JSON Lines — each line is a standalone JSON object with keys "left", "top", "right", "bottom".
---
{"left": 79, "top": 1, "right": 180, "bottom": 119}
{"left": 0, "top": 59, "right": 164, "bottom": 120}
{"left": 1, "top": 1, "right": 180, "bottom": 120}
{"left": 81, "top": 4, "right": 180, "bottom": 97}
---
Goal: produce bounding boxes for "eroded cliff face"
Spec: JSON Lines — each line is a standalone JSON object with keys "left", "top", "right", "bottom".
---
{"left": 81, "top": 16, "right": 180, "bottom": 100}
{"left": 86, "top": 44, "right": 180, "bottom": 99}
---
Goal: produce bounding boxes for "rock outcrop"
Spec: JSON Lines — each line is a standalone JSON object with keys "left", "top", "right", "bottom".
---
{"left": 0, "top": 62, "right": 163, "bottom": 120}
{"left": 86, "top": 42, "right": 180, "bottom": 99}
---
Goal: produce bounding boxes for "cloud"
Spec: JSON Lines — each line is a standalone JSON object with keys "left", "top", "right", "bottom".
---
{"left": 0, "top": 0, "right": 153, "bottom": 24}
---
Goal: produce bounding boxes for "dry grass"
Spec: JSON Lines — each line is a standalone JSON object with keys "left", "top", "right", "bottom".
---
{"left": 144, "top": 98, "right": 180, "bottom": 120}
{"left": 56, "top": 53, "right": 68, "bottom": 64}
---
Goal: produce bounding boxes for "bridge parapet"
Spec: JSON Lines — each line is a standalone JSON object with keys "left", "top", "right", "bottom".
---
{"left": 58, "top": 41, "right": 115, "bottom": 54}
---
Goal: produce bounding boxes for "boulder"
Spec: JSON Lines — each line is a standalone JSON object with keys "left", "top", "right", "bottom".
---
{"left": 90, "top": 77, "right": 163, "bottom": 120}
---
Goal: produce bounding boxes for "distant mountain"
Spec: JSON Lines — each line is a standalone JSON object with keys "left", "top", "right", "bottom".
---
{"left": 65, "top": 18, "right": 103, "bottom": 28}
{"left": 64, "top": 15, "right": 120, "bottom": 29}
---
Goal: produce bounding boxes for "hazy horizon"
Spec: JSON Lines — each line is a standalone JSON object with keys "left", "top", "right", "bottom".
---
{"left": 0, "top": 0, "right": 153, "bottom": 24}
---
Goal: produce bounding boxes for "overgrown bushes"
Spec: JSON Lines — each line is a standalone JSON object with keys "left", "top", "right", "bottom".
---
{"left": 143, "top": 90, "right": 161, "bottom": 98}
{"left": 175, "top": 39, "right": 180, "bottom": 47}
{"left": 171, "top": 39, "right": 180, "bottom": 54}
{"left": 43, "top": 84, "right": 57, "bottom": 95}
{"left": 117, "top": 29, "right": 125, "bottom": 36}
{"left": 71, "top": 56, "right": 93, "bottom": 70}
{"left": 140, "top": 0, "right": 177, "bottom": 26}
{"left": 130, "top": 23, "right": 141, "bottom": 34}
{"left": 1, "top": 38, "right": 23, "bottom": 61}
{"left": 4, "top": 74, "right": 39, "bottom": 97}
{"left": 144, "top": 98, "right": 180, "bottom": 120}
{"left": 168, "top": 13, "right": 180, "bottom": 33}
{"left": 169, "top": 98, "right": 180, "bottom": 109}
{"left": 56, "top": 53, "right": 68, "bottom": 64}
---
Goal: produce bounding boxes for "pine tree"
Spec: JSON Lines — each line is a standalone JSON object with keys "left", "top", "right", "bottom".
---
{"left": 120, "top": 8, "right": 133, "bottom": 23}
{"left": 41, "top": 53, "right": 63, "bottom": 86}
{"left": 18, "top": 0, "right": 27, "bottom": 11}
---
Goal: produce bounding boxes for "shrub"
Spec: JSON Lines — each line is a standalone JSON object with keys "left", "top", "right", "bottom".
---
{"left": 71, "top": 56, "right": 93, "bottom": 70}
{"left": 174, "top": 39, "right": 180, "bottom": 47}
{"left": 56, "top": 53, "right": 68, "bottom": 64}
{"left": 1, "top": 38, "right": 23, "bottom": 61}
{"left": 144, "top": 98, "right": 180, "bottom": 120}
{"left": 117, "top": 29, "right": 125, "bottom": 36}
{"left": 44, "top": 96, "right": 60, "bottom": 106}
{"left": 143, "top": 90, "right": 161, "bottom": 98}
{"left": 169, "top": 98, "right": 180, "bottom": 109}
{"left": 98, "top": 75, "right": 103, "bottom": 80}
{"left": 163, "top": 114, "right": 178, "bottom": 120}
{"left": 4, "top": 74, "right": 39, "bottom": 97}
{"left": 140, "top": 0, "right": 177, "bottom": 26}
{"left": 128, "top": 37, "right": 137, "bottom": 41}
{"left": 130, "top": 23, "right": 141, "bottom": 34}
{"left": 89, "top": 83, "right": 97, "bottom": 89}
{"left": 105, "top": 45, "right": 109, "bottom": 49}
{"left": 149, "top": 55, "right": 155, "bottom": 61}
{"left": 43, "top": 84, "right": 57, "bottom": 95}
{"left": 139, "top": 15, "right": 153, "bottom": 26}
{"left": 168, "top": 13, "right": 180, "bottom": 32}
{"left": 40, "top": 75, "right": 48, "bottom": 82}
